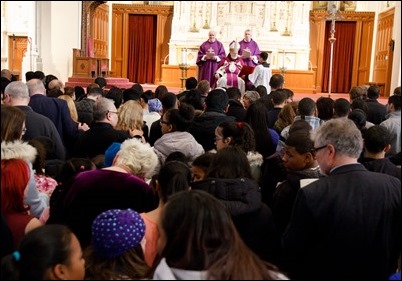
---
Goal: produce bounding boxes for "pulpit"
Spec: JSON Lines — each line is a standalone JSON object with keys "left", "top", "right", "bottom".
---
{"left": 72, "top": 48, "right": 109, "bottom": 78}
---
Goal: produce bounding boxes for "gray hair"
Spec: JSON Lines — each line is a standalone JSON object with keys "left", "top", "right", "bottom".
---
{"left": 5, "top": 81, "right": 29, "bottom": 99}
{"left": 26, "top": 79, "right": 46, "bottom": 96}
{"left": 313, "top": 118, "right": 363, "bottom": 158}
{"left": 93, "top": 97, "right": 115, "bottom": 122}
{"left": 115, "top": 138, "right": 158, "bottom": 178}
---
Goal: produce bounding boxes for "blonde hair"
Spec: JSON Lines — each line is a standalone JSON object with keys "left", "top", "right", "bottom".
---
{"left": 115, "top": 100, "right": 143, "bottom": 131}
{"left": 58, "top": 94, "right": 79, "bottom": 122}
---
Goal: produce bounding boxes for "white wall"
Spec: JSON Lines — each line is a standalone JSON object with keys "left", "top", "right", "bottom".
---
{"left": 38, "top": 1, "right": 81, "bottom": 83}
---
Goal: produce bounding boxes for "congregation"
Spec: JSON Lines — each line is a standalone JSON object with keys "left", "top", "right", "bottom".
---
{"left": 0, "top": 56, "right": 401, "bottom": 280}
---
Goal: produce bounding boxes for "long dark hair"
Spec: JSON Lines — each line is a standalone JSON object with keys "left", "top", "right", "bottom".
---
{"left": 159, "top": 190, "right": 280, "bottom": 279}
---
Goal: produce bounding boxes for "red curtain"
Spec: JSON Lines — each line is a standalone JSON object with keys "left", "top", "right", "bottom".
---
{"left": 322, "top": 21, "right": 356, "bottom": 93}
{"left": 127, "top": 15, "right": 156, "bottom": 84}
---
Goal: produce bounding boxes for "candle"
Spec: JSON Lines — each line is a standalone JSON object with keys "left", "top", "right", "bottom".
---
{"left": 181, "top": 48, "right": 185, "bottom": 64}
{"left": 282, "top": 50, "right": 285, "bottom": 68}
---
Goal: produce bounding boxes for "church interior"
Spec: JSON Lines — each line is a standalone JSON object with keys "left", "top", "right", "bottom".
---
{"left": 1, "top": 1, "right": 400, "bottom": 100}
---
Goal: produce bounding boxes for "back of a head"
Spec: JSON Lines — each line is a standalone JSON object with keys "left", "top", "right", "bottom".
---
{"left": 181, "top": 89, "right": 204, "bottom": 110}
{"left": 44, "top": 75, "right": 58, "bottom": 91}
{"left": 333, "top": 98, "right": 351, "bottom": 118}
{"left": 364, "top": 125, "right": 392, "bottom": 153}
{"left": 388, "top": 94, "right": 401, "bottom": 110}
{"left": 207, "top": 146, "right": 252, "bottom": 179}
{"left": 4, "top": 81, "right": 29, "bottom": 100}
{"left": 255, "top": 85, "right": 268, "bottom": 98}
{"left": 269, "top": 74, "right": 284, "bottom": 90}
{"left": 105, "top": 86, "right": 123, "bottom": 109}
{"left": 165, "top": 102, "right": 195, "bottom": 132}
{"left": 157, "top": 160, "right": 192, "bottom": 203}
{"left": 393, "top": 86, "right": 401, "bottom": 96}
{"left": 219, "top": 121, "right": 255, "bottom": 152}
{"left": 205, "top": 89, "right": 229, "bottom": 112}
{"left": 0, "top": 224, "right": 77, "bottom": 280}
{"left": 25, "top": 71, "right": 35, "bottom": 82}
{"left": 155, "top": 85, "right": 168, "bottom": 99}
{"left": 160, "top": 92, "right": 178, "bottom": 111}
{"left": 297, "top": 97, "right": 316, "bottom": 116}
{"left": 367, "top": 85, "right": 380, "bottom": 99}
{"left": 260, "top": 51, "right": 269, "bottom": 61}
{"left": 74, "top": 86, "right": 86, "bottom": 101}
{"left": 289, "top": 119, "right": 312, "bottom": 136}
{"left": 123, "top": 88, "right": 141, "bottom": 103}
{"left": 33, "top": 71, "right": 45, "bottom": 81}
{"left": 316, "top": 96, "right": 334, "bottom": 121}
{"left": 160, "top": 190, "right": 236, "bottom": 268}
{"left": 196, "top": 80, "right": 210, "bottom": 96}
{"left": 285, "top": 129, "right": 314, "bottom": 155}
{"left": 91, "top": 208, "right": 145, "bottom": 259}
{"left": 313, "top": 118, "right": 363, "bottom": 159}
{"left": 131, "top": 83, "right": 144, "bottom": 95}
{"left": 349, "top": 86, "right": 364, "bottom": 101}
{"left": 226, "top": 87, "right": 241, "bottom": 100}
{"left": 88, "top": 87, "right": 104, "bottom": 97}
{"left": 94, "top": 77, "right": 107, "bottom": 89}
{"left": 115, "top": 138, "right": 158, "bottom": 177}
{"left": 348, "top": 109, "right": 367, "bottom": 132}
{"left": 271, "top": 89, "right": 287, "bottom": 106}
{"left": 185, "top": 77, "right": 198, "bottom": 90}
{"left": 1, "top": 69, "right": 13, "bottom": 80}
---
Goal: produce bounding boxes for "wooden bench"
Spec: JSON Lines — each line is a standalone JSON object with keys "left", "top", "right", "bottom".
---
{"left": 366, "top": 82, "right": 385, "bottom": 96}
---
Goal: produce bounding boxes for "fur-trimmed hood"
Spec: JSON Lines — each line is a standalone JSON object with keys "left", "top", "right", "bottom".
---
{"left": 1, "top": 140, "right": 37, "bottom": 162}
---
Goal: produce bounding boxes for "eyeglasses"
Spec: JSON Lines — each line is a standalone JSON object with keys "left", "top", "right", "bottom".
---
{"left": 108, "top": 110, "right": 118, "bottom": 115}
{"left": 312, "top": 144, "right": 327, "bottom": 154}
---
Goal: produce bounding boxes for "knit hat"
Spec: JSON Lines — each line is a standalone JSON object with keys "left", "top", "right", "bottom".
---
{"left": 91, "top": 209, "right": 145, "bottom": 258}
{"left": 103, "top": 142, "right": 121, "bottom": 167}
{"left": 148, "top": 98, "right": 162, "bottom": 112}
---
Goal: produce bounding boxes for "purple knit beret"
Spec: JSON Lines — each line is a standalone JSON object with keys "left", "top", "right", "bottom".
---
{"left": 91, "top": 209, "right": 145, "bottom": 258}
{"left": 148, "top": 98, "right": 162, "bottom": 112}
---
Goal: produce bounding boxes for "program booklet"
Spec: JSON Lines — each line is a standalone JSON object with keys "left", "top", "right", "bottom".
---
{"left": 242, "top": 49, "right": 251, "bottom": 59}
{"left": 206, "top": 51, "right": 215, "bottom": 60}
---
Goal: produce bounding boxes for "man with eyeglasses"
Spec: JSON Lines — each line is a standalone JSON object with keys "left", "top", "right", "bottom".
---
{"left": 282, "top": 118, "right": 401, "bottom": 280}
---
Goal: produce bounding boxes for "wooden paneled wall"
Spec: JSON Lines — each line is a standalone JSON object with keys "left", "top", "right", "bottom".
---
{"left": 92, "top": 4, "right": 109, "bottom": 58}
{"left": 111, "top": 4, "right": 173, "bottom": 84}
{"left": 309, "top": 10, "right": 375, "bottom": 93}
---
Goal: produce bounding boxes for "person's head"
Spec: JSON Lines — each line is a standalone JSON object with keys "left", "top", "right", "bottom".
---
{"left": 333, "top": 98, "right": 351, "bottom": 118}
{"left": 1, "top": 158, "right": 31, "bottom": 214}
{"left": 147, "top": 98, "right": 162, "bottom": 113}
{"left": 1, "top": 104, "right": 26, "bottom": 141}
{"left": 94, "top": 77, "right": 107, "bottom": 89}
{"left": 165, "top": 151, "right": 188, "bottom": 164}
{"left": 185, "top": 77, "right": 197, "bottom": 90}
{"left": 283, "top": 130, "right": 316, "bottom": 171}
{"left": 1, "top": 69, "right": 13, "bottom": 81}
{"left": 25, "top": 71, "right": 35, "bottom": 82}
{"left": 228, "top": 40, "right": 239, "bottom": 55}
{"left": 115, "top": 100, "right": 144, "bottom": 131}
{"left": 367, "top": 85, "right": 380, "bottom": 99}
{"left": 260, "top": 51, "right": 268, "bottom": 62}
{"left": 244, "top": 29, "right": 252, "bottom": 41}
{"left": 181, "top": 89, "right": 204, "bottom": 111}
{"left": 103, "top": 142, "right": 122, "bottom": 167}
{"left": 316, "top": 96, "right": 334, "bottom": 121}
{"left": 161, "top": 102, "right": 195, "bottom": 134}
{"left": 226, "top": 87, "right": 241, "bottom": 100}
{"left": 274, "top": 101, "right": 297, "bottom": 133}
{"left": 255, "top": 85, "right": 268, "bottom": 98}
{"left": 160, "top": 92, "right": 178, "bottom": 113}
{"left": 63, "top": 86, "right": 76, "bottom": 100}
{"left": 204, "top": 89, "right": 229, "bottom": 113}
{"left": 312, "top": 118, "right": 363, "bottom": 175}
{"left": 93, "top": 97, "right": 118, "bottom": 126}
{"left": 270, "top": 89, "right": 288, "bottom": 106}
{"left": 393, "top": 86, "right": 401, "bottom": 96}
{"left": 363, "top": 125, "right": 392, "bottom": 155}
{"left": 242, "top": 90, "right": 260, "bottom": 109}
{"left": 349, "top": 86, "right": 364, "bottom": 101}
{"left": 196, "top": 80, "right": 210, "bottom": 96}
{"left": 208, "top": 30, "right": 216, "bottom": 42}
{"left": 33, "top": 71, "right": 45, "bottom": 81}
{"left": 191, "top": 153, "right": 215, "bottom": 182}
{"left": 348, "top": 109, "right": 367, "bottom": 137}
{"left": 105, "top": 86, "right": 123, "bottom": 109}
{"left": 297, "top": 97, "right": 317, "bottom": 117}
{"left": 0, "top": 225, "right": 85, "bottom": 280}
{"left": 74, "top": 86, "right": 86, "bottom": 101}
{"left": 157, "top": 190, "right": 279, "bottom": 280}
{"left": 114, "top": 138, "right": 158, "bottom": 179}
{"left": 157, "top": 161, "right": 192, "bottom": 203}
{"left": 269, "top": 74, "right": 284, "bottom": 90}
{"left": 44, "top": 74, "right": 58, "bottom": 91}
{"left": 387, "top": 94, "right": 401, "bottom": 112}
{"left": 85, "top": 208, "right": 150, "bottom": 280}
{"left": 3, "top": 81, "right": 30, "bottom": 106}
{"left": 154, "top": 85, "right": 168, "bottom": 99}
{"left": 207, "top": 146, "right": 252, "bottom": 179}
{"left": 215, "top": 121, "right": 255, "bottom": 152}
{"left": 26, "top": 78, "right": 47, "bottom": 97}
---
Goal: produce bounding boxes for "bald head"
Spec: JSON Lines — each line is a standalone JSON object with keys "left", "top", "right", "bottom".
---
{"left": 26, "top": 79, "right": 46, "bottom": 97}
